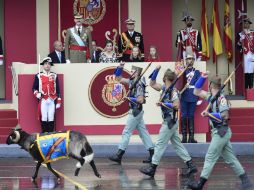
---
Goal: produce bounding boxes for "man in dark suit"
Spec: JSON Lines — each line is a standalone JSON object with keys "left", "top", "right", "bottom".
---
{"left": 118, "top": 18, "right": 144, "bottom": 61}
{"left": 91, "top": 40, "right": 101, "bottom": 63}
{"left": 48, "top": 41, "right": 66, "bottom": 64}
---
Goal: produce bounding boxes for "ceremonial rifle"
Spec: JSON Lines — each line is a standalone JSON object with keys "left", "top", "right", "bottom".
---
{"left": 204, "top": 63, "right": 242, "bottom": 112}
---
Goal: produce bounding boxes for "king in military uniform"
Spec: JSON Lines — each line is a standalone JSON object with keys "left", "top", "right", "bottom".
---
{"left": 118, "top": 18, "right": 144, "bottom": 61}
{"left": 65, "top": 13, "right": 92, "bottom": 63}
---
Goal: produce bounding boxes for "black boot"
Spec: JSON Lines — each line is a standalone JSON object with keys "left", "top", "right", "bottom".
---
{"left": 48, "top": 121, "right": 55, "bottom": 132}
{"left": 181, "top": 117, "right": 187, "bottom": 143}
{"left": 143, "top": 148, "right": 154, "bottom": 163}
{"left": 188, "top": 177, "right": 207, "bottom": 190}
{"left": 41, "top": 121, "right": 48, "bottom": 133}
{"left": 188, "top": 117, "right": 197, "bottom": 143}
{"left": 239, "top": 173, "right": 253, "bottom": 189}
{"left": 182, "top": 160, "right": 198, "bottom": 177}
{"left": 139, "top": 163, "right": 157, "bottom": 177}
{"left": 108, "top": 149, "right": 125, "bottom": 164}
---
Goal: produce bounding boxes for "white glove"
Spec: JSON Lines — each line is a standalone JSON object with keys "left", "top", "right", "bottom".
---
{"left": 36, "top": 92, "right": 41, "bottom": 99}
{"left": 0, "top": 60, "right": 3, "bottom": 65}
{"left": 66, "top": 59, "right": 71, "bottom": 64}
{"left": 56, "top": 103, "right": 61, "bottom": 109}
{"left": 240, "top": 34, "right": 245, "bottom": 41}
{"left": 183, "top": 35, "right": 188, "bottom": 41}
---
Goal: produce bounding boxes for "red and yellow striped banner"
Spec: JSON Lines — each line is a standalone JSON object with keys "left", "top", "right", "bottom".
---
{"left": 211, "top": 0, "right": 223, "bottom": 64}
{"left": 223, "top": 0, "right": 233, "bottom": 63}
{"left": 201, "top": 0, "right": 210, "bottom": 61}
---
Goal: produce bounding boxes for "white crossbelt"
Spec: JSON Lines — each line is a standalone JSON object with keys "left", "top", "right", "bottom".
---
{"left": 188, "top": 85, "right": 195, "bottom": 89}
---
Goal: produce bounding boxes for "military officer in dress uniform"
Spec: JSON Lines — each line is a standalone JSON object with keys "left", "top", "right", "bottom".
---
{"left": 237, "top": 17, "right": 254, "bottom": 89}
{"left": 0, "top": 36, "right": 3, "bottom": 65}
{"left": 180, "top": 54, "right": 200, "bottom": 143}
{"left": 176, "top": 14, "right": 202, "bottom": 61}
{"left": 139, "top": 66, "right": 197, "bottom": 177}
{"left": 188, "top": 73, "right": 253, "bottom": 190}
{"left": 108, "top": 62, "right": 154, "bottom": 164}
{"left": 32, "top": 57, "right": 61, "bottom": 133}
{"left": 118, "top": 18, "right": 144, "bottom": 61}
{"left": 65, "top": 13, "right": 92, "bottom": 63}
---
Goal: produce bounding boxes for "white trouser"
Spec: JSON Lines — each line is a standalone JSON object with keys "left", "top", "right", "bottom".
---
{"left": 41, "top": 98, "right": 55, "bottom": 122}
{"left": 244, "top": 52, "right": 254, "bottom": 73}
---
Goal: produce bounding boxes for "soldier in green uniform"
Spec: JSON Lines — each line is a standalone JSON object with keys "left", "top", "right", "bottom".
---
{"left": 139, "top": 65, "right": 197, "bottom": 177}
{"left": 64, "top": 13, "right": 92, "bottom": 63}
{"left": 108, "top": 62, "right": 154, "bottom": 164}
{"left": 188, "top": 72, "right": 253, "bottom": 190}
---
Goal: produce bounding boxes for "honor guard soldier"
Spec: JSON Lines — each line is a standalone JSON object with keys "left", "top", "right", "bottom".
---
{"left": 139, "top": 66, "right": 197, "bottom": 177}
{"left": 237, "top": 17, "right": 254, "bottom": 89}
{"left": 118, "top": 19, "right": 144, "bottom": 61}
{"left": 180, "top": 54, "right": 200, "bottom": 143}
{"left": 108, "top": 62, "right": 154, "bottom": 164}
{"left": 176, "top": 14, "right": 202, "bottom": 61}
{"left": 32, "top": 57, "right": 61, "bottom": 133}
{"left": 65, "top": 13, "right": 92, "bottom": 63}
{"left": 188, "top": 73, "right": 253, "bottom": 190}
{"left": 0, "top": 36, "right": 3, "bottom": 65}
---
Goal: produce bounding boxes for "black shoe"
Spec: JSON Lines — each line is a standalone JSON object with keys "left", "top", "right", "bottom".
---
{"left": 108, "top": 149, "right": 125, "bottom": 164}
{"left": 181, "top": 117, "right": 187, "bottom": 143}
{"left": 48, "top": 121, "right": 55, "bottom": 132}
{"left": 239, "top": 173, "right": 253, "bottom": 189}
{"left": 41, "top": 121, "right": 48, "bottom": 133}
{"left": 139, "top": 163, "right": 157, "bottom": 177}
{"left": 188, "top": 117, "right": 197, "bottom": 143}
{"left": 187, "top": 177, "right": 207, "bottom": 190}
{"left": 143, "top": 148, "right": 154, "bottom": 163}
{"left": 182, "top": 159, "right": 198, "bottom": 176}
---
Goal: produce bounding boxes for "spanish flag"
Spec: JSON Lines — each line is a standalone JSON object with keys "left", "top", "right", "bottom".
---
{"left": 223, "top": 0, "right": 233, "bottom": 63}
{"left": 201, "top": 0, "right": 209, "bottom": 61}
{"left": 211, "top": 0, "right": 223, "bottom": 63}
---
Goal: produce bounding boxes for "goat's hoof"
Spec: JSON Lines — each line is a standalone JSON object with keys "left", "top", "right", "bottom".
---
{"left": 74, "top": 171, "right": 79, "bottom": 176}
{"left": 95, "top": 173, "right": 101, "bottom": 178}
{"left": 57, "top": 177, "right": 61, "bottom": 184}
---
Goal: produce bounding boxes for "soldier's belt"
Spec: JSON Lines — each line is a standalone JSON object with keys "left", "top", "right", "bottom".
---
{"left": 188, "top": 85, "right": 195, "bottom": 89}
{"left": 69, "top": 45, "right": 87, "bottom": 51}
{"left": 123, "top": 50, "right": 132, "bottom": 55}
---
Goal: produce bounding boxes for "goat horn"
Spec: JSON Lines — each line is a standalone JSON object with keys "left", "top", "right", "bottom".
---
{"left": 12, "top": 131, "right": 20, "bottom": 143}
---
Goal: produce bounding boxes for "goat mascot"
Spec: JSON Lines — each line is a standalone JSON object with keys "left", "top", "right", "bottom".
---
{"left": 6, "top": 126, "right": 101, "bottom": 181}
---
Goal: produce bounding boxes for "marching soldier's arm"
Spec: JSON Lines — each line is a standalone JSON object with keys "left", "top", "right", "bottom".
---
{"left": 64, "top": 29, "right": 71, "bottom": 61}
{"left": 114, "top": 62, "right": 129, "bottom": 84}
{"left": 193, "top": 71, "right": 209, "bottom": 99}
{"left": 149, "top": 65, "right": 162, "bottom": 91}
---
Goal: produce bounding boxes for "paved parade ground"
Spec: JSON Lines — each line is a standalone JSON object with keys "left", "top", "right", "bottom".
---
{"left": 0, "top": 156, "right": 253, "bottom": 190}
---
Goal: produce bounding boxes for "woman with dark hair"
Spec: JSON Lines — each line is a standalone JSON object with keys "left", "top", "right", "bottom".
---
{"left": 145, "top": 45, "right": 161, "bottom": 62}
{"left": 99, "top": 40, "right": 118, "bottom": 63}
